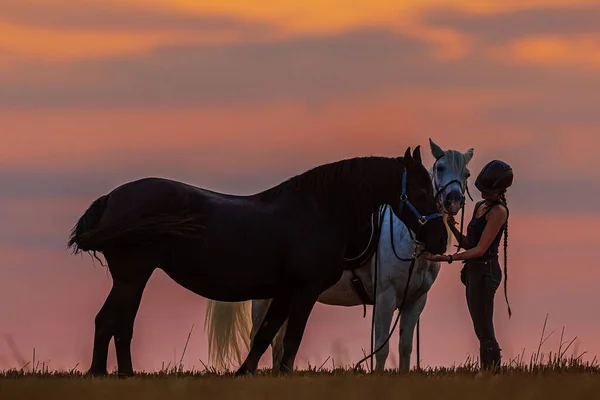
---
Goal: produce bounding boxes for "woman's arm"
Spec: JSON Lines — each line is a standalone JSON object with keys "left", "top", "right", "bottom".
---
{"left": 428, "top": 205, "right": 507, "bottom": 263}
{"left": 446, "top": 201, "right": 484, "bottom": 249}
{"left": 448, "top": 218, "right": 472, "bottom": 249}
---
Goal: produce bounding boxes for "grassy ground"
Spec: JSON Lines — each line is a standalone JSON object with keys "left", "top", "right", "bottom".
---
{"left": 1, "top": 373, "right": 599, "bottom": 400}
{"left": 2, "top": 358, "right": 599, "bottom": 400}
{"left": 2, "top": 317, "right": 597, "bottom": 399}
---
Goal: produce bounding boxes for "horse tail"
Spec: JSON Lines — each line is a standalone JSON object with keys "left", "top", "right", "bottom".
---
{"left": 67, "top": 196, "right": 205, "bottom": 255}
{"left": 67, "top": 195, "right": 109, "bottom": 254}
{"left": 204, "top": 300, "right": 251, "bottom": 370}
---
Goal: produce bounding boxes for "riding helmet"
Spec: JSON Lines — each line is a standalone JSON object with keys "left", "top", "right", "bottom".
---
{"left": 474, "top": 160, "right": 513, "bottom": 194}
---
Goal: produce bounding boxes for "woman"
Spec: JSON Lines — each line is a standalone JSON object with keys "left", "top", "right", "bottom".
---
{"left": 425, "top": 160, "right": 513, "bottom": 371}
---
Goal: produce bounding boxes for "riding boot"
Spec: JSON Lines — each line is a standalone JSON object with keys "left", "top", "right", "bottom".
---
{"left": 480, "top": 347, "right": 501, "bottom": 372}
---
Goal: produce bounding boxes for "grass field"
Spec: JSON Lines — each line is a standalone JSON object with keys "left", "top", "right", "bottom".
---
{"left": 2, "top": 318, "right": 597, "bottom": 399}
{"left": 2, "top": 356, "right": 599, "bottom": 400}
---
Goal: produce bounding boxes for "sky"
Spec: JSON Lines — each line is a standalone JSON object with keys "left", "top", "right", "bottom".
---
{"left": 1, "top": 0, "right": 599, "bottom": 372}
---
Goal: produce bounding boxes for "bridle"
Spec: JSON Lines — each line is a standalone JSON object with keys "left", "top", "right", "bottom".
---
{"left": 431, "top": 158, "right": 473, "bottom": 254}
{"left": 398, "top": 168, "right": 445, "bottom": 242}
{"left": 354, "top": 162, "right": 472, "bottom": 372}
{"left": 354, "top": 167, "right": 444, "bottom": 372}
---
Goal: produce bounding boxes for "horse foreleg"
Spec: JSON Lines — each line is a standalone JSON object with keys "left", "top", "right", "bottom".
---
{"left": 272, "top": 320, "right": 287, "bottom": 370}
{"left": 373, "top": 286, "right": 396, "bottom": 372}
{"left": 278, "top": 285, "right": 323, "bottom": 374}
{"left": 237, "top": 295, "right": 291, "bottom": 376}
{"left": 398, "top": 293, "right": 427, "bottom": 372}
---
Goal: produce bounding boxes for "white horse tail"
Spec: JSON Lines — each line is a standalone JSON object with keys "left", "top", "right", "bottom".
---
{"left": 204, "top": 300, "right": 251, "bottom": 370}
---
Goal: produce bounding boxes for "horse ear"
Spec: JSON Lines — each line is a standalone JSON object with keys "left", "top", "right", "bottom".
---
{"left": 429, "top": 138, "right": 445, "bottom": 159}
{"left": 412, "top": 145, "right": 423, "bottom": 165}
{"left": 464, "top": 148, "right": 474, "bottom": 163}
{"left": 404, "top": 147, "right": 412, "bottom": 160}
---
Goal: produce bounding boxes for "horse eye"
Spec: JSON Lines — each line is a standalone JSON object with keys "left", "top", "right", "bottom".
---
{"left": 436, "top": 165, "right": 445, "bottom": 172}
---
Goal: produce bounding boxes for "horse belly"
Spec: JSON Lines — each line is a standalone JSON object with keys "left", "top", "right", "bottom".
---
{"left": 160, "top": 261, "right": 281, "bottom": 302}
{"left": 161, "top": 232, "right": 285, "bottom": 302}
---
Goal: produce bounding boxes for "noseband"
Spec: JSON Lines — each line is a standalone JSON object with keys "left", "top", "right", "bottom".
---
{"left": 434, "top": 178, "right": 473, "bottom": 206}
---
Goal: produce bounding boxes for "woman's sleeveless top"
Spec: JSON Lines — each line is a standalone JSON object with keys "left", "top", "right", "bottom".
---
{"left": 466, "top": 200, "right": 508, "bottom": 262}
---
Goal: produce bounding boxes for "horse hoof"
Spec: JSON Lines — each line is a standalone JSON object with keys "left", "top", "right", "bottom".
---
{"left": 85, "top": 369, "right": 107, "bottom": 378}
{"left": 278, "top": 365, "right": 293, "bottom": 375}
{"left": 235, "top": 366, "right": 250, "bottom": 377}
{"left": 118, "top": 372, "right": 134, "bottom": 379}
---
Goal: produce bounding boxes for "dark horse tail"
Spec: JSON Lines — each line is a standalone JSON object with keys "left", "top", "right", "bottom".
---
{"left": 67, "top": 194, "right": 205, "bottom": 256}
{"left": 67, "top": 195, "right": 110, "bottom": 254}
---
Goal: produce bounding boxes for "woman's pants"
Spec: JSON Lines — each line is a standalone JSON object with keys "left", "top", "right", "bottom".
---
{"left": 461, "top": 259, "right": 502, "bottom": 369}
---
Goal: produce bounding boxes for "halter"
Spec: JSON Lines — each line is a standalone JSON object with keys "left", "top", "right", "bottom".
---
{"left": 431, "top": 158, "right": 473, "bottom": 255}
{"left": 398, "top": 168, "right": 444, "bottom": 241}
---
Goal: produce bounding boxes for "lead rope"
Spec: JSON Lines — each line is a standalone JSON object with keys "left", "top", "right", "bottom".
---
{"left": 415, "top": 201, "right": 467, "bottom": 370}
{"left": 414, "top": 177, "right": 472, "bottom": 370}
{"left": 354, "top": 206, "right": 421, "bottom": 373}
{"left": 354, "top": 167, "right": 445, "bottom": 373}
{"left": 357, "top": 200, "right": 469, "bottom": 373}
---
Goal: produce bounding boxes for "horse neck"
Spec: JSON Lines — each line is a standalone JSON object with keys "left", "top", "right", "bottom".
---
{"left": 259, "top": 157, "right": 405, "bottom": 223}
{"left": 322, "top": 160, "right": 405, "bottom": 233}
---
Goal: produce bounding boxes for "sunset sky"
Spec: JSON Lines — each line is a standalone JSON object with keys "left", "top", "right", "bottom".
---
{"left": 1, "top": 0, "right": 599, "bottom": 372}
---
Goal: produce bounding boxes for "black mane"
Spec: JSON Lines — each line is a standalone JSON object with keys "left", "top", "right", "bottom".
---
{"left": 258, "top": 156, "right": 406, "bottom": 228}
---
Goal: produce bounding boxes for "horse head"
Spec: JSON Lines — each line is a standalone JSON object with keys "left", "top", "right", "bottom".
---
{"left": 428, "top": 138, "right": 474, "bottom": 216}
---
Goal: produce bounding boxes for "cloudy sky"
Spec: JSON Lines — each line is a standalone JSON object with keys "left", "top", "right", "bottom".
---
{"left": 1, "top": 0, "right": 599, "bottom": 371}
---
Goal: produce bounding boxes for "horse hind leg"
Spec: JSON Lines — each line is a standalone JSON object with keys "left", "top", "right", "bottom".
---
{"left": 89, "top": 252, "right": 155, "bottom": 377}
{"left": 88, "top": 285, "right": 120, "bottom": 376}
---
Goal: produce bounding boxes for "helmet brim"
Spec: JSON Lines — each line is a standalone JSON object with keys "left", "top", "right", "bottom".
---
{"left": 474, "top": 180, "right": 506, "bottom": 195}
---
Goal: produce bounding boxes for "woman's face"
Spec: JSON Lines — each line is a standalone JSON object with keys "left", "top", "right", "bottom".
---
{"left": 481, "top": 191, "right": 500, "bottom": 200}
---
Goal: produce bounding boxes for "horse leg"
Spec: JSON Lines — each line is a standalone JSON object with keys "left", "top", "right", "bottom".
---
{"left": 236, "top": 294, "right": 292, "bottom": 376}
{"left": 90, "top": 252, "right": 154, "bottom": 377}
{"left": 278, "top": 282, "right": 334, "bottom": 374}
{"left": 272, "top": 320, "right": 287, "bottom": 371}
{"left": 250, "top": 299, "right": 271, "bottom": 346}
{"left": 88, "top": 285, "right": 120, "bottom": 376}
{"left": 251, "top": 299, "right": 285, "bottom": 370}
{"left": 373, "top": 286, "right": 396, "bottom": 372}
{"left": 398, "top": 293, "right": 427, "bottom": 372}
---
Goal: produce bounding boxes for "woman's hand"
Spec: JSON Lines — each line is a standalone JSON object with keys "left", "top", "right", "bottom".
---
{"left": 424, "top": 252, "right": 450, "bottom": 262}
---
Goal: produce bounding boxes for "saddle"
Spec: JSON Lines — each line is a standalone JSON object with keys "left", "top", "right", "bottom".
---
{"left": 343, "top": 209, "right": 385, "bottom": 313}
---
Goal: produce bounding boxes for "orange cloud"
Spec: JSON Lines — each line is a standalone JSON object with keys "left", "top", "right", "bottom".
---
{"left": 490, "top": 36, "right": 600, "bottom": 68}
{"left": 4, "top": 0, "right": 598, "bottom": 63}
{"left": 0, "top": 22, "right": 168, "bottom": 61}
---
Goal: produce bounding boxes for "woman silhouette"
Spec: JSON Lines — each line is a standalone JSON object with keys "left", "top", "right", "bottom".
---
{"left": 425, "top": 160, "right": 513, "bottom": 370}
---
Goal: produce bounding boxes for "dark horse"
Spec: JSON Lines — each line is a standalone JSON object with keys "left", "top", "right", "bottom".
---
{"left": 67, "top": 146, "right": 448, "bottom": 377}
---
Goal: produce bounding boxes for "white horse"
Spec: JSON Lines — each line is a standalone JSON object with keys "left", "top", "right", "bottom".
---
{"left": 204, "top": 139, "right": 474, "bottom": 372}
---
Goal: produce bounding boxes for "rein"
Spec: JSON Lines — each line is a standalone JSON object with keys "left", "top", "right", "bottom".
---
{"left": 353, "top": 168, "right": 443, "bottom": 372}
